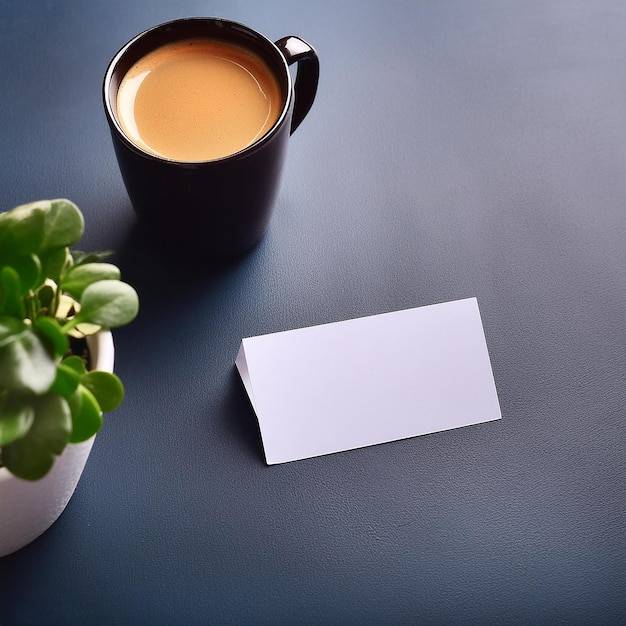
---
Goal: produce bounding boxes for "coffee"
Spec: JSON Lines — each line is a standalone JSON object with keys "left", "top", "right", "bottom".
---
{"left": 116, "top": 37, "right": 282, "bottom": 161}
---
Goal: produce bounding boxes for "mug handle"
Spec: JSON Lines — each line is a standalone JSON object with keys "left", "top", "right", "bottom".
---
{"left": 275, "top": 36, "right": 319, "bottom": 135}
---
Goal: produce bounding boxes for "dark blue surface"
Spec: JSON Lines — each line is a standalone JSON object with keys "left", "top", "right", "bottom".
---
{"left": 1, "top": 1, "right": 625, "bottom": 623}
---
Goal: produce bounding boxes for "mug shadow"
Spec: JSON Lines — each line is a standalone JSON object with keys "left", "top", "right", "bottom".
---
{"left": 111, "top": 214, "right": 270, "bottom": 465}
{"left": 113, "top": 217, "right": 251, "bottom": 290}
{"left": 111, "top": 215, "right": 272, "bottom": 325}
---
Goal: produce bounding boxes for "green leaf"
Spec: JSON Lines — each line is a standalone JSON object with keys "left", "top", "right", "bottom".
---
{"left": 39, "top": 247, "right": 70, "bottom": 284}
{"left": 1, "top": 394, "right": 71, "bottom": 480}
{"left": 38, "top": 199, "right": 84, "bottom": 253}
{"left": 36, "top": 316, "right": 69, "bottom": 358}
{"left": 62, "top": 354, "right": 88, "bottom": 376}
{"left": 61, "top": 263, "right": 121, "bottom": 300}
{"left": 81, "top": 371, "right": 124, "bottom": 412}
{"left": 50, "top": 363, "right": 81, "bottom": 396}
{"left": 71, "top": 250, "right": 113, "bottom": 266}
{"left": 1, "top": 254, "right": 42, "bottom": 293}
{"left": 0, "top": 392, "right": 35, "bottom": 446}
{"left": 68, "top": 385, "right": 102, "bottom": 443}
{"left": 0, "top": 317, "right": 56, "bottom": 394}
{"left": 73, "top": 280, "right": 139, "bottom": 329}
{"left": 65, "top": 385, "right": 82, "bottom": 420}
{"left": 37, "top": 283, "right": 55, "bottom": 313}
{"left": 0, "top": 200, "right": 47, "bottom": 257}
{"left": 0, "top": 266, "right": 25, "bottom": 318}
{"left": 0, "top": 316, "right": 24, "bottom": 346}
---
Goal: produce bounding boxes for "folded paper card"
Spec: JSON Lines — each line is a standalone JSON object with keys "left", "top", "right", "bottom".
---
{"left": 236, "top": 297, "right": 501, "bottom": 464}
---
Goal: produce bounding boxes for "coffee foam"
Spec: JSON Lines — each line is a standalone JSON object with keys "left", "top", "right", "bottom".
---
{"left": 117, "top": 38, "right": 282, "bottom": 161}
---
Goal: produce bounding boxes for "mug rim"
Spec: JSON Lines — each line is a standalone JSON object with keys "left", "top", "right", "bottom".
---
{"left": 102, "top": 16, "right": 294, "bottom": 165}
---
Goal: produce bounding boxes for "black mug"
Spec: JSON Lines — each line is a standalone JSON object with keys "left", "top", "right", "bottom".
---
{"left": 103, "top": 17, "right": 319, "bottom": 261}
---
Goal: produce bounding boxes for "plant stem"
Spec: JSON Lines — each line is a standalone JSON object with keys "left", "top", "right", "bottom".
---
{"left": 25, "top": 292, "right": 37, "bottom": 322}
{"left": 60, "top": 318, "right": 79, "bottom": 334}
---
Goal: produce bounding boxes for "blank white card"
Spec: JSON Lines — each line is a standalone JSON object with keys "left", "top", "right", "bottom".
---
{"left": 235, "top": 297, "right": 502, "bottom": 464}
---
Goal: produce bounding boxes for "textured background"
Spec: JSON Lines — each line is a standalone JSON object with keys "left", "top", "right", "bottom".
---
{"left": 1, "top": 1, "right": 625, "bottom": 623}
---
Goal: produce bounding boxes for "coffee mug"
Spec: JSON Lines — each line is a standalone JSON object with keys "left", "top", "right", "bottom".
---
{"left": 103, "top": 17, "right": 319, "bottom": 261}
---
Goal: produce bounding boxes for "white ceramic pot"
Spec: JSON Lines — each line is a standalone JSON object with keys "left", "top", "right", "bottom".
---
{"left": 0, "top": 331, "right": 115, "bottom": 557}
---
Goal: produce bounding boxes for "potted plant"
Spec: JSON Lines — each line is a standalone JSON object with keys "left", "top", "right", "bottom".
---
{"left": 0, "top": 199, "right": 138, "bottom": 556}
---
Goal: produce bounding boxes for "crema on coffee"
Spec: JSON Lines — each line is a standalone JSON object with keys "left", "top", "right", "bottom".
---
{"left": 116, "top": 38, "right": 282, "bottom": 161}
